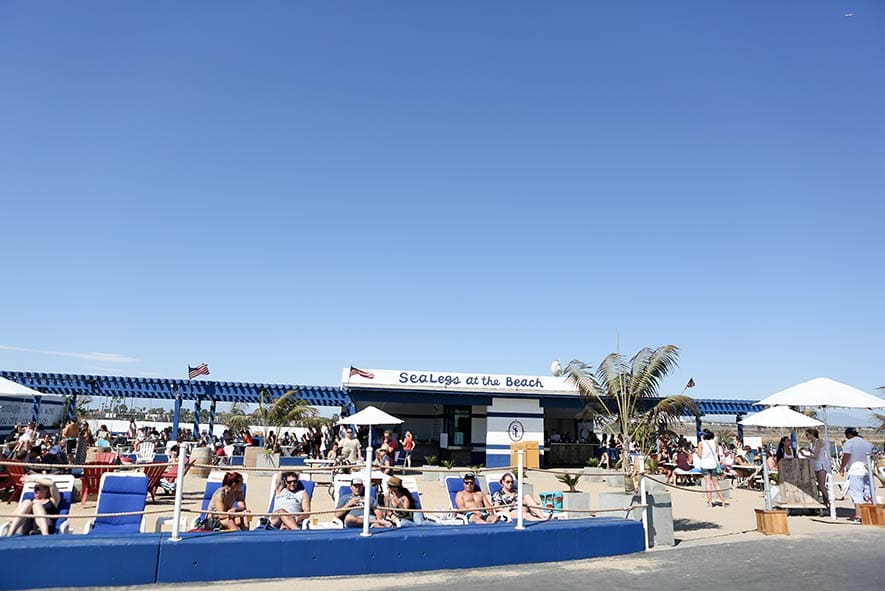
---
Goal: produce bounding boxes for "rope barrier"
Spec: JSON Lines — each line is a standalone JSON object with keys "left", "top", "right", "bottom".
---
{"left": 641, "top": 474, "right": 736, "bottom": 494}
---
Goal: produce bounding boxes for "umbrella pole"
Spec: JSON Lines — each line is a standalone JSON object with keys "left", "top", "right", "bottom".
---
{"left": 762, "top": 446, "right": 773, "bottom": 511}
{"left": 821, "top": 407, "right": 836, "bottom": 521}
{"left": 362, "top": 428, "right": 373, "bottom": 537}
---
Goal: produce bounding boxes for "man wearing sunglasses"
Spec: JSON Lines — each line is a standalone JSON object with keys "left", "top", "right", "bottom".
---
{"left": 455, "top": 473, "right": 497, "bottom": 524}
{"left": 270, "top": 472, "right": 312, "bottom": 530}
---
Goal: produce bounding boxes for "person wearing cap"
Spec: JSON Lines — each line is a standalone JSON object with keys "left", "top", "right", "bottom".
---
{"left": 383, "top": 476, "right": 423, "bottom": 527}
{"left": 840, "top": 427, "right": 874, "bottom": 523}
{"left": 455, "top": 473, "right": 497, "bottom": 524}
{"left": 335, "top": 477, "right": 392, "bottom": 528}
{"left": 270, "top": 472, "right": 312, "bottom": 530}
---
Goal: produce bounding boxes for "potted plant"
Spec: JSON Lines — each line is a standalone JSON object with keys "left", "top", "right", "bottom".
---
{"left": 556, "top": 472, "right": 591, "bottom": 514}
{"left": 439, "top": 458, "right": 458, "bottom": 484}
{"left": 422, "top": 455, "right": 439, "bottom": 482}
{"left": 559, "top": 346, "right": 699, "bottom": 494}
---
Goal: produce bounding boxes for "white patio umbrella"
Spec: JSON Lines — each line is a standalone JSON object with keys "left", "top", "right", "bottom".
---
{"left": 336, "top": 405, "right": 403, "bottom": 537}
{"left": 756, "top": 377, "right": 885, "bottom": 520}
{"left": 739, "top": 406, "right": 823, "bottom": 428}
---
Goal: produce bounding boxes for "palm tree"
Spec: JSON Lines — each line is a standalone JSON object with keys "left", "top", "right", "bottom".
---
{"left": 255, "top": 388, "right": 324, "bottom": 446}
{"left": 561, "top": 345, "right": 699, "bottom": 492}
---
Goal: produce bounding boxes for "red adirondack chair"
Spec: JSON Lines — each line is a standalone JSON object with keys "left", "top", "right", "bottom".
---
{"left": 4, "top": 461, "right": 27, "bottom": 504}
{"left": 80, "top": 462, "right": 118, "bottom": 507}
{"left": 143, "top": 464, "right": 166, "bottom": 502}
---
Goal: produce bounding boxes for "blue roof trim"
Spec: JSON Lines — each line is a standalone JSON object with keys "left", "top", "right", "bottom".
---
{"left": 0, "top": 371, "right": 349, "bottom": 407}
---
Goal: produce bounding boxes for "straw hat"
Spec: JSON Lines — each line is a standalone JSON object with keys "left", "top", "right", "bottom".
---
{"left": 387, "top": 476, "right": 404, "bottom": 489}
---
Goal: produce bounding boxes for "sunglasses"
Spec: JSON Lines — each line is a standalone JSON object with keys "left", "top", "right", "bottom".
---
{"left": 463, "top": 480, "right": 475, "bottom": 485}
{"left": 502, "top": 479, "right": 513, "bottom": 484}
{"left": 285, "top": 480, "right": 298, "bottom": 485}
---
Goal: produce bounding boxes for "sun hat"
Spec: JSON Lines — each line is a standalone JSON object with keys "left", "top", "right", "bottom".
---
{"left": 387, "top": 476, "right": 403, "bottom": 488}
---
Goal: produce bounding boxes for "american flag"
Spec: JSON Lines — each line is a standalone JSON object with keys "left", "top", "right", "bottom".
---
{"left": 188, "top": 363, "right": 210, "bottom": 380}
{"left": 685, "top": 378, "right": 695, "bottom": 389}
{"left": 349, "top": 366, "right": 374, "bottom": 379}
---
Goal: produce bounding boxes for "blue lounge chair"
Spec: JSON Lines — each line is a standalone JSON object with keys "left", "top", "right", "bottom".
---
{"left": 445, "top": 476, "right": 508, "bottom": 523}
{"left": 262, "top": 472, "right": 315, "bottom": 530}
{"left": 85, "top": 472, "right": 148, "bottom": 534}
{"left": 0, "top": 475, "right": 75, "bottom": 535}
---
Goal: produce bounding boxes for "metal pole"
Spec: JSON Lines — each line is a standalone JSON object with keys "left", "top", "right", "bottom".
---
{"left": 869, "top": 454, "right": 878, "bottom": 506}
{"left": 516, "top": 449, "right": 525, "bottom": 530}
{"left": 821, "top": 407, "right": 836, "bottom": 520}
{"left": 639, "top": 475, "right": 649, "bottom": 551}
{"left": 169, "top": 444, "right": 187, "bottom": 541}
{"left": 362, "top": 426, "right": 373, "bottom": 538}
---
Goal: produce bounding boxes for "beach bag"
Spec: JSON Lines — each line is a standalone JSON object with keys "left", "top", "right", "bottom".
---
{"left": 540, "top": 491, "right": 563, "bottom": 514}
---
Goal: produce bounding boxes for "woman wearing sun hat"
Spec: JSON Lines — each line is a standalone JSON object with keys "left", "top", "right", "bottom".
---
{"left": 384, "top": 476, "right": 424, "bottom": 527}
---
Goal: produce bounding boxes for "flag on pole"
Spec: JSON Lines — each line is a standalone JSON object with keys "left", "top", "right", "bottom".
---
{"left": 685, "top": 378, "right": 695, "bottom": 389}
{"left": 188, "top": 363, "right": 210, "bottom": 380}
{"left": 349, "top": 366, "right": 374, "bottom": 379}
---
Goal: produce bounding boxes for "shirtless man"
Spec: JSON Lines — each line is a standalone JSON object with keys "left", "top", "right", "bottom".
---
{"left": 455, "top": 473, "right": 497, "bottom": 524}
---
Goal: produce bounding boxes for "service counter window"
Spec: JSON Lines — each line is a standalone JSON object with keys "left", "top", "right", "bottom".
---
{"left": 444, "top": 406, "right": 471, "bottom": 446}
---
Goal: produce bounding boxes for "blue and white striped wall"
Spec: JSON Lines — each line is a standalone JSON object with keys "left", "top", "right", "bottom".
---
{"left": 485, "top": 398, "right": 544, "bottom": 468}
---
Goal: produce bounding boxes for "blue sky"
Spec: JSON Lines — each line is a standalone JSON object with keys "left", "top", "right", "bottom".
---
{"left": 1, "top": 2, "right": 883, "bottom": 417}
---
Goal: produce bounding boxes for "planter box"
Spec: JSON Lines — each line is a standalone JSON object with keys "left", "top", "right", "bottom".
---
{"left": 755, "top": 509, "right": 789, "bottom": 535}
{"left": 255, "top": 452, "right": 280, "bottom": 476}
{"left": 583, "top": 467, "right": 607, "bottom": 483}
{"left": 605, "top": 473, "right": 625, "bottom": 488}
{"left": 599, "top": 491, "right": 675, "bottom": 547}
{"left": 857, "top": 503, "right": 885, "bottom": 527}
{"left": 421, "top": 466, "right": 438, "bottom": 482}
{"left": 561, "top": 491, "right": 591, "bottom": 515}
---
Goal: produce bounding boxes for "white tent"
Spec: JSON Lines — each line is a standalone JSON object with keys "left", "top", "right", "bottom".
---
{"left": 0, "top": 376, "right": 46, "bottom": 397}
{"left": 740, "top": 406, "right": 823, "bottom": 428}
{"left": 336, "top": 406, "right": 403, "bottom": 536}
{"left": 756, "top": 377, "right": 885, "bottom": 519}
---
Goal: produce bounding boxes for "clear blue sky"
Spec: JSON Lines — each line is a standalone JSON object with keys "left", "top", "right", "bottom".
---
{"left": 1, "top": 2, "right": 883, "bottom": 411}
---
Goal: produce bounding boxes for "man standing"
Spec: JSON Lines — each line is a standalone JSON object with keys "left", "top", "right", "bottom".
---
{"left": 340, "top": 428, "right": 361, "bottom": 465}
{"left": 840, "top": 427, "right": 874, "bottom": 523}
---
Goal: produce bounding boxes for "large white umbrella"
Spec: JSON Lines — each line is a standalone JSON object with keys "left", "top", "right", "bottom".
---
{"left": 740, "top": 406, "right": 823, "bottom": 428}
{"left": 336, "top": 405, "right": 403, "bottom": 536}
{"left": 756, "top": 377, "right": 885, "bottom": 519}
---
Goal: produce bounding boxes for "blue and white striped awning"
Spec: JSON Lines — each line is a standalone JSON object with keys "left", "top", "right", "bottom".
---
{"left": 0, "top": 371, "right": 349, "bottom": 407}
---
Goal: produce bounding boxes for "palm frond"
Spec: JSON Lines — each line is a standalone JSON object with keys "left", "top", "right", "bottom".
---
{"left": 648, "top": 395, "right": 699, "bottom": 426}
{"left": 629, "top": 345, "right": 679, "bottom": 399}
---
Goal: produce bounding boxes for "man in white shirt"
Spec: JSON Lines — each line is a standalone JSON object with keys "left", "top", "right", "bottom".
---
{"left": 340, "top": 428, "right": 361, "bottom": 465}
{"left": 839, "top": 427, "right": 874, "bottom": 523}
{"left": 270, "top": 472, "right": 311, "bottom": 529}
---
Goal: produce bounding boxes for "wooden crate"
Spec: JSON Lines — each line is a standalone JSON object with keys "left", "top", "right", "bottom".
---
{"left": 857, "top": 504, "right": 885, "bottom": 527}
{"left": 755, "top": 508, "right": 790, "bottom": 535}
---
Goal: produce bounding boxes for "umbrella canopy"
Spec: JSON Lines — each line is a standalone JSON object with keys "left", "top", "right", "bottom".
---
{"left": 337, "top": 405, "right": 403, "bottom": 426}
{"left": 0, "top": 376, "right": 46, "bottom": 397}
{"left": 755, "top": 377, "right": 885, "bottom": 409}
{"left": 740, "top": 406, "right": 823, "bottom": 428}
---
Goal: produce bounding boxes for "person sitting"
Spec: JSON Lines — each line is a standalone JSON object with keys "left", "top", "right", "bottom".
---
{"left": 208, "top": 472, "right": 250, "bottom": 531}
{"left": 5, "top": 477, "right": 61, "bottom": 536}
{"left": 382, "top": 476, "right": 423, "bottom": 527}
{"left": 270, "top": 472, "right": 311, "bottom": 530}
{"left": 326, "top": 442, "right": 339, "bottom": 463}
{"left": 212, "top": 441, "right": 227, "bottom": 465}
{"left": 455, "top": 473, "right": 497, "bottom": 524}
{"left": 374, "top": 446, "right": 393, "bottom": 475}
{"left": 490, "top": 472, "right": 549, "bottom": 520}
{"left": 335, "top": 477, "right": 392, "bottom": 528}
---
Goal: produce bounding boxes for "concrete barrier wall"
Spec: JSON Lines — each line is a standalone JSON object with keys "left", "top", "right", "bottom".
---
{"left": 1, "top": 519, "right": 644, "bottom": 589}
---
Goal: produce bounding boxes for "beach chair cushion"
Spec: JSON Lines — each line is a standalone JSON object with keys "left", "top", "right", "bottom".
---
{"left": 90, "top": 473, "right": 148, "bottom": 534}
